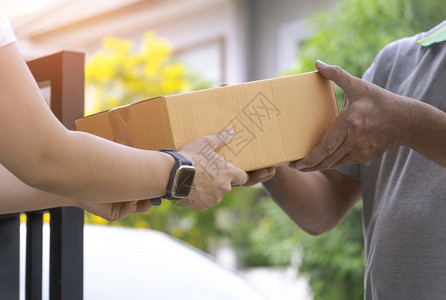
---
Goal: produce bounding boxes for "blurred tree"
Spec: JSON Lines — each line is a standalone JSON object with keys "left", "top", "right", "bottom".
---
{"left": 291, "top": 0, "right": 445, "bottom": 109}
{"left": 280, "top": 0, "right": 445, "bottom": 299}
{"left": 85, "top": 31, "right": 210, "bottom": 115}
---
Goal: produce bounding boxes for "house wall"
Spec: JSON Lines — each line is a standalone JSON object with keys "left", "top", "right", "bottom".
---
{"left": 11, "top": 0, "right": 251, "bottom": 85}
{"left": 9, "top": 0, "right": 338, "bottom": 86}
{"left": 248, "top": 0, "right": 338, "bottom": 80}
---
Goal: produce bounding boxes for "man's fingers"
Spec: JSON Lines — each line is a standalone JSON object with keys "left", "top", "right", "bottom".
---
{"left": 244, "top": 167, "right": 276, "bottom": 186}
{"left": 315, "top": 60, "right": 358, "bottom": 94}
{"left": 230, "top": 165, "right": 248, "bottom": 186}
{"left": 291, "top": 123, "right": 348, "bottom": 170}
{"left": 298, "top": 148, "right": 350, "bottom": 172}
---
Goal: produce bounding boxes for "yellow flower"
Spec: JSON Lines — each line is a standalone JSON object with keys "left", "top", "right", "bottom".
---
{"left": 85, "top": 30, "right": 191, "bottom": 114}
{"left": 89, "top": 214, "right": 109, "bottom": 225}
{"left": 171, "top": 226, "right": 183, "bottom": 238}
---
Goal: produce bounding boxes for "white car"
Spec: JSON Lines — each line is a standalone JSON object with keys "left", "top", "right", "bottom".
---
{"left": 21, "top": 224, "right": 268, "bottom": 300}
{"left": 84, "top": 225, "right": 268, "bottom": 300}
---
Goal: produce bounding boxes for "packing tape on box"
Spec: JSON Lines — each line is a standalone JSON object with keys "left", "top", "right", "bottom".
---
{"left": 110, "top": 108, "right": 134, "bottom": 147}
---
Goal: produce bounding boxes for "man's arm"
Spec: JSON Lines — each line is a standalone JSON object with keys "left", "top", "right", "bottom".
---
{"left": 261, "top": 166, "right": 361, "bottom": 235}
{"left": 405, "top": 97, "right": 446, "bottom": 165}
{"left": 291, "top": 61, "right": 446, "bottom": 171}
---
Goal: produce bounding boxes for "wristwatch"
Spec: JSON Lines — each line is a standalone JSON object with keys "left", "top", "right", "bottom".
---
{"left": 150, "top": 149, "right": 196, "bottom": 206}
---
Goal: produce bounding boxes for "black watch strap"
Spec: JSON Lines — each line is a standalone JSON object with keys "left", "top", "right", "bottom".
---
{"left": 150, "top": 198, "right": 162, "bottom": 206}
{"left": 150, "top": 149, "right": 194, "bottom": 206}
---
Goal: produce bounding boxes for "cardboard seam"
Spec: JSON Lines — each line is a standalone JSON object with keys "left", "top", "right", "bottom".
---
{"left": 160, "top": 97, "right": 176, "bottom": 150}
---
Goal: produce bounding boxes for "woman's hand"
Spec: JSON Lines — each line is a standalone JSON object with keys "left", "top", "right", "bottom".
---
{"left": 178, "top": 130, "right": 248, "bottom": 210}
{"left": 79, "top": 199, "right": 153, "bottom": 222}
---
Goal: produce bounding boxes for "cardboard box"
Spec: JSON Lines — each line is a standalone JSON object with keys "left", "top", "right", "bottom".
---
{"left": 76, "top": 71, "right": 338, "bottom": 171}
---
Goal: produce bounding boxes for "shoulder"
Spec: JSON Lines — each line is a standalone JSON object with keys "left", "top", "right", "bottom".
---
{"left": 363, "top": 21, "right": 446, "bottom": 86}
{"left": 379, "top": 20, "right": 446, "bottom": 60}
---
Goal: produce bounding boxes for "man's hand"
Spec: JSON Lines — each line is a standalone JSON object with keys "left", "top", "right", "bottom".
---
{"left": 80, "top": 200, "right": 153, "bottom": 222}
{"left": 178, "top": 130, "right": 248, "bottom": 210}
{"left": 290, "top": 60, "right": 412, "bottom": 171}
{"left": 244, "top": 167, "right": 276, "bottom": 186}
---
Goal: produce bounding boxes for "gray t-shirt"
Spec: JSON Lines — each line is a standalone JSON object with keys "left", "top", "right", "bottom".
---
{"left": 336, "top": 21, "right": 446, "bottom": 299}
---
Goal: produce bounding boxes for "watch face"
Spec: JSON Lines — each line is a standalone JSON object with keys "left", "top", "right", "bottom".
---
{"left": 172, "top": 166, "right": 196, "bottom": 198}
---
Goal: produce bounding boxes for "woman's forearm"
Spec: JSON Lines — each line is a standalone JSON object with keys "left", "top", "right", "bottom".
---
{"left": 0, "top": 163, "right": 77, "bottom": 213}
{"left": 29, "top": 130, "right": 176, "bottom": 203}
{"left": 0, "top": 163, "right": 154, "bottom": 221}
{"left": 0, "top": 43, "right": 175, "bottom": 203}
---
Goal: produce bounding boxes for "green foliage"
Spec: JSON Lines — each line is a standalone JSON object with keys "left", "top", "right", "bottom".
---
{"left": 290, "top": 0, "right": 445, "bottom": 111}
{"left": 224, "top": 191, "right": 305, "bottom": 268}
{"left": 298, "top": 205, "right": 364, "bottom": 300}
{"left": 245, "top": 199, "right": 305, "bottom": 268}
{"left": 284, "top": 0, "right": 445, "bottom": 299}
{"left": 295, "top": 0, "right": 444, "bottom": 77}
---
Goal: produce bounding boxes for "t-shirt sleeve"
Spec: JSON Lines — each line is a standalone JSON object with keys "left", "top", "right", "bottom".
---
{"left": 0, "top": 11, "right": 17, "bottom": 48}
{"left": 334, "top": 163, "right": 360, "bottom": 181}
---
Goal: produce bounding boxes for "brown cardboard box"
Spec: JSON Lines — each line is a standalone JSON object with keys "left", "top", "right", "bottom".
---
{"left": 75, "top": 71, "right": 338, "bottom": 171}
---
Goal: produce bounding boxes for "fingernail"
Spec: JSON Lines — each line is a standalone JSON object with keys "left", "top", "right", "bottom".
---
{"left": 316, "top": 60, "right": 328, "bottom": 68}
{"left": 225, "top": 129, "right": 234, "bottom": 142}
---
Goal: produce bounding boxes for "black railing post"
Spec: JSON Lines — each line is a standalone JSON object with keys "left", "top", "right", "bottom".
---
{"left": 49, "top": 207, "right": 84, "bottom": 300}
{"left": 25, "top": 212, "right": 44, "bottom": 300}
{"left": 27, "top": 51, "right": 85, "bottom": 300}
{"left": 0, "top": 214, "right": 20, "bottom": 300}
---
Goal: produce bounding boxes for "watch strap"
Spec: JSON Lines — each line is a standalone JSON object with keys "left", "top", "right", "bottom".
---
{"left": 150, "top": 149, "right": 193, "bottom": 206}
{"left": 150, "top": 198, "right": 162, "bottom": 206}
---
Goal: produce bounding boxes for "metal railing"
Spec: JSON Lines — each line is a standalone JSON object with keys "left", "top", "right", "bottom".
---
{"left": 0, "top": 51, "right": 85, "bottom": 300}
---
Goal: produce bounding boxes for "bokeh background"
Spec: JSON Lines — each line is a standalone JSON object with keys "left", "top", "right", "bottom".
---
{"left": 3, "top": 0, "right": 444, "bottom": 299}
